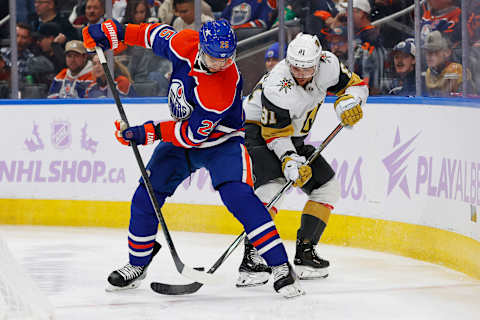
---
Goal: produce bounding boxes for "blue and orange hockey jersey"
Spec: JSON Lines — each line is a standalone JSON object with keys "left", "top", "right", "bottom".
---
{"left": 124, "top": 23, "right": 245, "bottom": 149}
{"left": 221, "top": 0, "right": 273, "bottom": 29}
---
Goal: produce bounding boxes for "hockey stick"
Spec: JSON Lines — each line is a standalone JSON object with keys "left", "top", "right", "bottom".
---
{"left": 151, "top": 122, "right": 344, "bottom": 294}
{"left": 95, "top": 47, "right": 216, "bottom": 284}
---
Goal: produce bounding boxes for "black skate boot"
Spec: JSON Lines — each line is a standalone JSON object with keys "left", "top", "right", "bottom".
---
{"left": 106, "top": 241, "right": 161, "bottom": 291}
{"left": 235, "top": 239, "right": 272, "bottom": 287}
{"left": 294, "top": 239, "right": 329, "bottom": 279}
{"left": 272, "top": 262, "right": 305, "bottom": 298}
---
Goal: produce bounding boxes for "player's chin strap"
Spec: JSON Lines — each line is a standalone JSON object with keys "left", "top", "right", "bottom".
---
{"left": 95, "top": 47, "right": 218, "bottom": 285}
{"left": 151, "top": 123, "right": 344, "bottom": 295}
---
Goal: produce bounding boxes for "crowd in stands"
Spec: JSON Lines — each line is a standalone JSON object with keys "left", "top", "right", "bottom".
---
{"left": 0, "top": 0, "right": 479, "bottom": 98}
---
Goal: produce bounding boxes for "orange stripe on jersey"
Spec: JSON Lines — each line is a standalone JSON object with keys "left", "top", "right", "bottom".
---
{"left": 241, "top": 144, "right": 254, "bottom": 187}
{"left": 351, "top": 80, "right": 367, "bottom": 87}
{"left": 180, "top": 121, "right": 201, "bottom": 146}
{"left": 128, "top": 240, "right": 154, "bottom": 249}
{"left": 82, "top": 26, "right": 96, "bottom": 51}
{"left": 125, "top": 23, "right": 162, "bottom": 47}
{"left": 159, "top": 120, "right": 178, "bottom": 144}
{"left": 265, "top": 137, "right": 279, "bottom": 144}
{"left": 252, "top": 230, "right": 279, "bottom": 247}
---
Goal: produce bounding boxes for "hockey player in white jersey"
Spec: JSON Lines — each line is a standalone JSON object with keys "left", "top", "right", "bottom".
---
{"left": 236, "top": 33, "right": 368, "bottom": 287}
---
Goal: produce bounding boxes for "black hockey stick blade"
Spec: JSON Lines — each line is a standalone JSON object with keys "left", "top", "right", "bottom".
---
{"left": 150, "top": 123, "right": 344, "bottom": 295}
{"left": 151, "top": 232, "right": 246, "bottom": 295}
{"left": 151, "top": 280, "right": 203, "bottom": 295}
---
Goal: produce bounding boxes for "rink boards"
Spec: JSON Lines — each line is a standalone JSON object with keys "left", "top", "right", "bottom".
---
{"left": 0, "top": 97, "right": 479, "bottom": 279}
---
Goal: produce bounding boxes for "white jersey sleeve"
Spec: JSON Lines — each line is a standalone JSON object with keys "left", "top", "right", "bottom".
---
{"left": 243, "top": 51, "right": 368, "bottom": 159}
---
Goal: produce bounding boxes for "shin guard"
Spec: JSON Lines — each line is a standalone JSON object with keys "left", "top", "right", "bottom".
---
{"left": 219, "top": 182, "right": 288, "bottom": 266}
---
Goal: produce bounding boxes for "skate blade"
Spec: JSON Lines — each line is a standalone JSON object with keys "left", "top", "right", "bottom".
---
{"left": 105, "top": 280, "right": 142, "bottom": 292}
{"left": 278, "top": 284, "right": 306, "bottom": 299}
{"left": 295, "top": 265, "right": 329, "bottom": 280}
{"left": 236, "top": 271, "right": 270, "bottom": 288}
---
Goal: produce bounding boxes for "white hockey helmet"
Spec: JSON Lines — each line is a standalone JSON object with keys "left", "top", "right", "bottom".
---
{"left": 286, "top": 33, "right": 322, "bottom": 71}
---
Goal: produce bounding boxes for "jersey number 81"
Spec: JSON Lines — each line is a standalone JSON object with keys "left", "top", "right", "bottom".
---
{"left": 261, "top": 106, "right": 277, "bottom": 125}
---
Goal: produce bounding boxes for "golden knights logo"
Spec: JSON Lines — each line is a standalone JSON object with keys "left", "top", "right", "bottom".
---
{"left": 319, "top": 52, "right": 331, "bottom": 63}
{"left": 276, "top": 77, "right": 294, "bottom": 94}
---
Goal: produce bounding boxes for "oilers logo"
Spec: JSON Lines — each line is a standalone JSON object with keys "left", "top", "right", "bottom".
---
{"left": 168, "top": 79, "right": 193, "bottom": 121}
{"left": 231, "top": 3, "right": 252, "bottom": 26}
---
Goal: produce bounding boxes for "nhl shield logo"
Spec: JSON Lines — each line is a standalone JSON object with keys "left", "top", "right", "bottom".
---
{"left": 51, "top": 121, "right": 72, "bottom": 149}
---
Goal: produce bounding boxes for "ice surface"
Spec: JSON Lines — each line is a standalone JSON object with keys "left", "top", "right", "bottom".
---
{"left": 1, "top": 225, "right": 479, "bottom": 320}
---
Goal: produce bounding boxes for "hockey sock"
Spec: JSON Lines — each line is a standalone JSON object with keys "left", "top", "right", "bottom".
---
{"left": 219, "top": 181, "right": 288, "bottom": 266}
{"left": 297, "top": 201, "right": 331, "bottom": 244}
{"left": 129, "top": 183, "right": 168, "bottom": 266}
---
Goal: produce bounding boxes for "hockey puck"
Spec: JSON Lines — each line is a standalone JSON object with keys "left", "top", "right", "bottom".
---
{"left": 194, "top": 267, "right": 205, "bottom": 271}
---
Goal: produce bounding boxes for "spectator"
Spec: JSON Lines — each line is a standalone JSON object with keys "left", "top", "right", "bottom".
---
{"left": 351, "top": 0, "right": 388, "bottom": 95}
{"left": 48, "top": 40, "right": 94, "bottom": 98}
{"left": 264, "top": 42, "right": 282, "bottom": 72}
{"left": 0, "top": 23, "right": 36, "bottom": 83}
{"left": 287, "top": 0, "right": 343, "bottom": 43}
{"left": 113, "top": 0, "right": 171, "bottom": 95}
{"left": 32, "top": 22, "right": 66, "bottom": 75}
{"left": 29, "top": 0, "right": 78, "bottom": 41}
{"left": 385, "top": 39, "right": 417, "bottom": 96}
{"left": 325, "top": 25, "right": 348, "bottom": 64}
{"left": 115, "top": 0, "right": 160, "bottom": 23}
{"left": 122, "top": 0, "right": 152, "bottom": 24}
{"left": 158, "top": 0, "right": 213, "bottom": 25}
{"left": 421, "top": 0, "right": 461, "bottom": 50}
{"left": 173, "top": 0, "right": 214, "bottom": 31}
{"left": 221, "top": 0, "right": 273, "bottom": 30}
{"left": 424, "top": 31, "right": 465, "bottom": 97}
{"left": 86, "top": 54, "right": 136, "bottom": 98}
{"left": 73, "top": 0, "right": 105, "bottom": 29}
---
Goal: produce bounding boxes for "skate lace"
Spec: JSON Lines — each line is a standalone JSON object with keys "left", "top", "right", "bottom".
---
{"left": 311, "top": 245, "right": 326, "bottom": 261}
{"left": 248, "top": 247, "right": 266, "bottom": 265}
{"left": 272, "top": 263, "right": 289, "bottom": 281}
{"left": 117, "top": 264, "right": 144, "bottom": 281}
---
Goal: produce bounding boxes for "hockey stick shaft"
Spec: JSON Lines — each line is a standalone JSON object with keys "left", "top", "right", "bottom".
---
{"left": 95, "top": 47, "right": 214, "bottom": 284}
{"left": 151, "top": 123, "right": 344, "bottom": 294}
{"left": 206, "top": 122, "right": 344, "bottom": 270}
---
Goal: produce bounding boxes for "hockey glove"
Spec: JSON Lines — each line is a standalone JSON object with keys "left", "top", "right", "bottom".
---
{"left": 334, "top": 94, "right": 363, "bottom": 127}
{"left": 82, "top": 19, "right": 126, "bottom": 52}
{"left": 281, "top": 153, "right": 312, "bottom": 188}
{"left": 114, "top": 120, "right": 161, "bottom": 146}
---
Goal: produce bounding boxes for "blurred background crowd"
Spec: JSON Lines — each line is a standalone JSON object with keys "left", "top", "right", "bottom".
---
{"left": 0, "top": 0, "right": 478, "bottom": 99}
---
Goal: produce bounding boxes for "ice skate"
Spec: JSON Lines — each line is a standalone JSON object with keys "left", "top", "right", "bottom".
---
{"left": 236, "top": 240, "right": 271, "bottom": 287}
{"left": 106, "top": 241, "right": 161, "bottom": 291}
{"left": 272, "top": 262, "right": 305, "bottom": 298}
{"left": 294, "top": 240, "right": 329, "bottom": 279}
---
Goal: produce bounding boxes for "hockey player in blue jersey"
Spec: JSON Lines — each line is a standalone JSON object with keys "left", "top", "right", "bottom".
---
{"left": 83, "top": 19, "right": 304, "bottom": 298}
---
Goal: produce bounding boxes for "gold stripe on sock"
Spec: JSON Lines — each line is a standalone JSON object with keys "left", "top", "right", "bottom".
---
{"left": 303, "top": 200, "right": 331, "bottom": 225}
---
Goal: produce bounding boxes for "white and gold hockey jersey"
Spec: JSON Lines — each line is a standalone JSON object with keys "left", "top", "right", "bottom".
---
{"left": 243, "top": 51, "right": 368, "bottom": 159}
